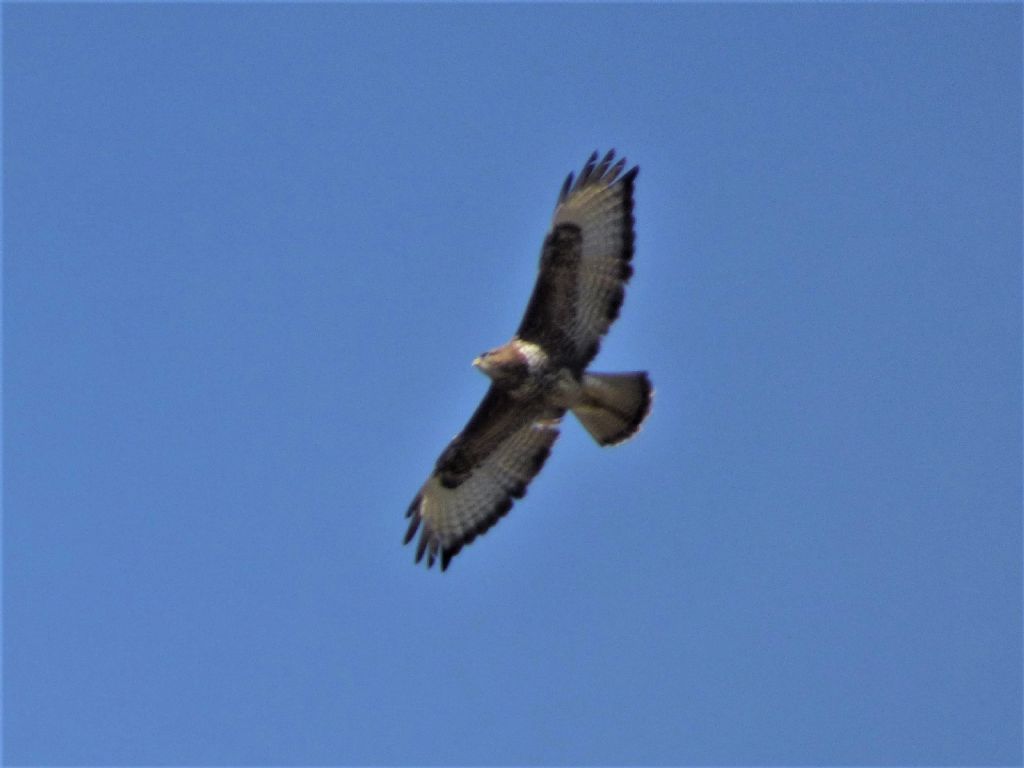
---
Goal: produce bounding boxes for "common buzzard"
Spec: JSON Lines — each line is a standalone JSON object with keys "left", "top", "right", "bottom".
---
{"left": 405, "top": 150, "right": 652, "bottom": 570}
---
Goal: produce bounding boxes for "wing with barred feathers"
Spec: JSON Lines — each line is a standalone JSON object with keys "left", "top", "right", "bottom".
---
{"left": 516, "top": 150, "right": 638, "bottom": 373}
{"left": 404, "top": 387, "right": 563, "bottom": 570}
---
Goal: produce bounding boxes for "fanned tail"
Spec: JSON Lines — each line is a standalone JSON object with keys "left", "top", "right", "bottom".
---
{"left": 571, "top": 372, "right": 652, "bottom": 446}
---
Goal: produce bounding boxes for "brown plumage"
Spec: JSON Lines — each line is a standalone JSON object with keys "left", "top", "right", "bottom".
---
{"left": 405, "top": 150, "right": 652, "bottom": 570}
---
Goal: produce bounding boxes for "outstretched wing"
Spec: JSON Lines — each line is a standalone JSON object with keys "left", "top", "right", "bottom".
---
{"left": 516, "top": 149, "right": 638, "bottom": 373}
{"left": 404, "top": 387, "right": 563, "bottom": 570}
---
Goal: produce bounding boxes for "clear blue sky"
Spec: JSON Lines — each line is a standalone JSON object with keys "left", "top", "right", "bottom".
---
{"left": 3, "top": 4, "right": 1020, "bottom": 765}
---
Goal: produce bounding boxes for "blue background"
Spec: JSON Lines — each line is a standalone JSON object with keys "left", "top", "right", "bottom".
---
{"left": 3, "top": 4, "right": 1021, "bottom": 765}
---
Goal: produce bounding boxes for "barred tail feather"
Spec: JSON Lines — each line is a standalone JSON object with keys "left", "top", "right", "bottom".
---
{"left": 572, "top": 372, "right": 652, "bottom": 446}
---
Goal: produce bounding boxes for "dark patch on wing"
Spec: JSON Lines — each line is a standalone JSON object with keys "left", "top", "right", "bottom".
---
{"left": 515, "top": 223, "right": 583, "bottom": 359}
{"left": 404, "top": 412, "right": 561, "bottom": 571}
{"left": 433, "top": 386, "right": 530, "bottom": 489}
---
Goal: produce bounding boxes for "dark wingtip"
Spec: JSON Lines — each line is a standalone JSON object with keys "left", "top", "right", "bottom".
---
{"left": 405, "top": 493, "right": 421, "bottom": 519}
{"left": 562, "top": 151, "right": 637, "bottom": 203}
{"left": 579, "top": 151, "right": 600, "bottom": 186}
{"left": 621, "top": 165, "right": 639, "bottom": 201}
{"left": 415, "top": 531, "right": 428, "bottom": 563}
{"left": 426, "top": 538, "right": 438, "bottom": 569}
{"left": 559, "top": 171, "right": 574, "bottom": 203}
{"left": 403, "top": 514, "right": 420, "bottom": 545}
{"left": 593, "top": 149, "right": 615, "bottom": 181}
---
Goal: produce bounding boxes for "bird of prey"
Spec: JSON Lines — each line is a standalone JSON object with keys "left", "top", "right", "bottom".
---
{"left": 404, "top": 150, "right": 652, "bottom": 570}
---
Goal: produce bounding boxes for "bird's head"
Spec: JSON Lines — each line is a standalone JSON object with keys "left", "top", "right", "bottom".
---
{"left": 472, "top": 344, "right": 529, "bottom": 390}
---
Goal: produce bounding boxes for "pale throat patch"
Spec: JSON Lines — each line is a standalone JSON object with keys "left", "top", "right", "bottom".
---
{"left": 512, "top": 339, "right": 548, "bottom": 368}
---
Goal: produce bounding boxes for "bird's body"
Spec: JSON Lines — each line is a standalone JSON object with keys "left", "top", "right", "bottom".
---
{"left": 473, "top": 339, "right": 580, "bottom": 407}
{"left": 405, "top": 150, "right": 652, "bottom": 570}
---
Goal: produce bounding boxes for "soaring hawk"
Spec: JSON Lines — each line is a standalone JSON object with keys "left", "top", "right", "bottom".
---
{"left": 404, "top": 150, "right": 652, "bottom": 570}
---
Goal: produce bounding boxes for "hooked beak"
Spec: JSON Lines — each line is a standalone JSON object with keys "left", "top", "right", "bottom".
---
{"left": 472, "top": 356, "right": 482, "bottom": 368}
